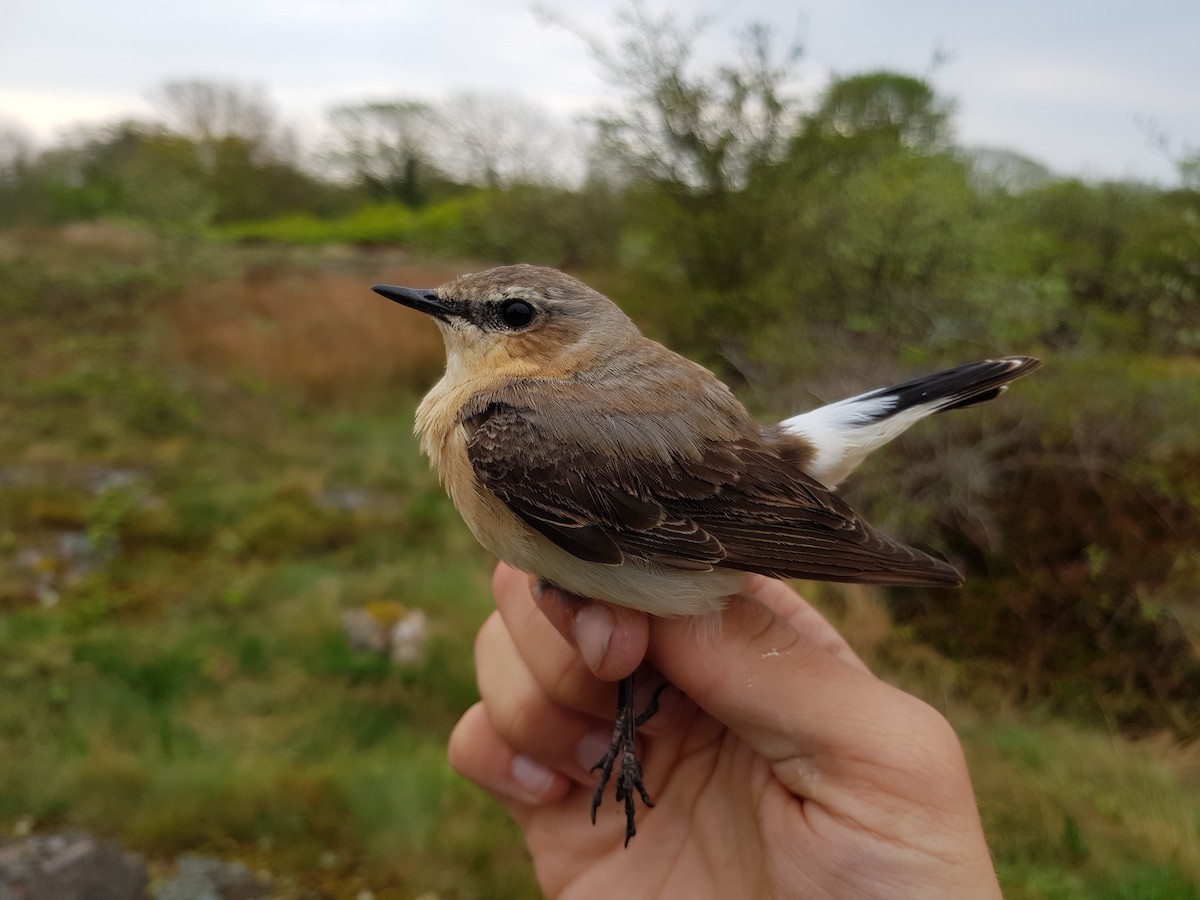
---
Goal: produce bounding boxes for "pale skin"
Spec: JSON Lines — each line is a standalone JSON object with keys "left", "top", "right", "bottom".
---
{"left": 449, "top": 563, "right": 1003, "bottom": 899}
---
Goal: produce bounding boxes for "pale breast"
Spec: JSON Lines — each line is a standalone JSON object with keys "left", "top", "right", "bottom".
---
{"left": 417, "top": 380, "right": 524, "bottom": 555}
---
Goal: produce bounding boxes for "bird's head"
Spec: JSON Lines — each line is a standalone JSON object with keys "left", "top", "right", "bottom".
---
{"left": 373, "top": 265, "right": 641, "bottom": 382}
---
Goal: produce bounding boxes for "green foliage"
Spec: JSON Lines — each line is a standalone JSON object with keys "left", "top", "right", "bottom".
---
{"left": 799, "top": 70, "right": 956, "bottom": 156}
{"left": 998, "top": 180, "right": 1200, "bottom": 352}
{"left": 859, "top": 354, "right": 1200, "bottom": 733}
{"left": 774, "top": 151, "right": 987, "bottom": 343}
{"left": 453, "top": 184, "right": 624, "bottom": 267}
{"left": 0, "top": 119, "right": 334, "bottom": 230}
{"left": 218, "top": 200, "right": 454, "bottom": 246}
{"left": 324, "top": 100, "right": 434, "bottom": 205}
{"left": 1061, "top": 814, "right": 1089, "bottom": 864}
{"left": 221, "top": 184, "right": 625, "bottom": 268}
{"left": 586, "top": 7, "right": 797, "bottom": 194}
{"left": 1089, "top": 867, "right": 1200, "bottom": 900}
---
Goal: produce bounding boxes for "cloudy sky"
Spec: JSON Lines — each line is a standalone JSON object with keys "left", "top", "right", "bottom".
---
{"left": 1, "top": 0, "right": 1197, "bottom": 183}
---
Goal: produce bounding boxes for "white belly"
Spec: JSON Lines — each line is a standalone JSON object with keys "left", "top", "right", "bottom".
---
{"left": 481, "top": 511, "right": 748, "bottom": 616}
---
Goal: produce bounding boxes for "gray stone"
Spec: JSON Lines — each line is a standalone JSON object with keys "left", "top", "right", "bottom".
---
{"left": 0, "top": 832, "right": 148, "bottom": 900}
{"left": 154, "top": 854, "right": 271, "bottom": 900}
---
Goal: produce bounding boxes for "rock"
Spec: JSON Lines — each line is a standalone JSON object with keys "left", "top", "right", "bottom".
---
{"left": 341, "top": 607, "right": 391, "bottom": 654}
{"left": 13, "top": 529, "right": 115, "bottom": 607}
{"left": 315, "top": 488, "right": 401, "bottom": 517}
{"left": 153, "top": 854, "right": 271, "bottom": 900}
{"left": 390, "top": 609, "right": 428, "bottom": 665}
{"left": 0, "top": 832, "right": 148, "bottom": 900}
{"left": 341, "top": 603, "right": 429, "bottom": 664}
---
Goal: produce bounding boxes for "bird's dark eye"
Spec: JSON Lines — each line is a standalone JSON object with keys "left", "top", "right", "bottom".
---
{"left": 500, "top": 299, "right": 535, "bottom": 328}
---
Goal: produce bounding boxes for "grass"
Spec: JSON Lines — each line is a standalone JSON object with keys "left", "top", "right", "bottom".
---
{"left": 970, "top": 720, "right": 1200, "bottom": 898}
{"left": 0, "top": 229, "right": 536, "bottom": 896}
{"left": 1, "top": 224, "right": 1197, "bottom": 897}
{"left": 173, "top": 261, "right": 453, "bottom": 404}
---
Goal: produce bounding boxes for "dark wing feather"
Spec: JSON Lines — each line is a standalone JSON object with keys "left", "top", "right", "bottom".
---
{"left": 467, "top": 403, "right": 961, "bottom": 587}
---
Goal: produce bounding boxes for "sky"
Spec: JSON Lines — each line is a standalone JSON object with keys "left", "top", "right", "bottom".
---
{"left": 1, "top": 0, "right": 1197, "bottom": 184}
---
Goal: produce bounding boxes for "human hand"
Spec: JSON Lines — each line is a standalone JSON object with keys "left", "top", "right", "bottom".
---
{"left": 449, "top": 562, "right": 1001, "bottom": 899}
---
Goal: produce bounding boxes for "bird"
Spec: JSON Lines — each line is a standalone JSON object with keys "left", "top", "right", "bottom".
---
{"left": 372, "top": 264, "right": 1039, "bottom": 844}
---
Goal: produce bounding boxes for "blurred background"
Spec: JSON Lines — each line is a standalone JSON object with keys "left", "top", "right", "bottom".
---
{"left": 1, "top": 1, "right": 1198, "bottom": 898}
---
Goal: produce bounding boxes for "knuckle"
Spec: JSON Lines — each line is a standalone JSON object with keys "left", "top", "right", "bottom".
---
{"left": 446, "top": 704, "right": 485, "bottom": 776}
{"left": 473, "top": 611, "right": 506, "bottom": 668}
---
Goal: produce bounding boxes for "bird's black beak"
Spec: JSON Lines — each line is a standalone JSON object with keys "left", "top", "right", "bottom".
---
{"left": 372, "top": 284, "right": 456, "bottom": 322}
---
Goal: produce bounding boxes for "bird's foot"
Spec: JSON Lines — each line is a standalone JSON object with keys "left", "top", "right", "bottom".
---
{"left": 589, "top": 675, "right": 669, "bottom": 846}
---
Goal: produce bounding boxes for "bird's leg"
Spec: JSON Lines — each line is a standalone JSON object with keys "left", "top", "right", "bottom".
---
{"left": 590, "top": 673, "right": 669, "bottom": 846}
{"left": 534, "top": 578, "right": 667, "bottom": 844}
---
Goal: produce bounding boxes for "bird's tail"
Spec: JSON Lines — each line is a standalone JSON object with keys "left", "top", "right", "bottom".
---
{"left": 778, "top": 356, "right": 1041, "bottom": 487}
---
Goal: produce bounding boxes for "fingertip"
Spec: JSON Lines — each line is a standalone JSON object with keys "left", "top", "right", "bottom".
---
{"left": 472, "top": 609, "right": 506, "bottom": 667}
{"left": 582, "top": 602, "right": 649, "bottom": 681}
{"left": 492, "top": 560, "right": 527, "bottom": 599}
{"left": 449, "top": 703, "right": 571, "bottom": 807}
{"left": 447, "top": 701, "right": 493, "bottom": 777}
{"left": 572, "top": 602, "right": 614, "bottom": 672}
{"left": 528, "top": 583, "right": 649, "bottom": 681}
{"left": 576, "top": 729, "right": 613, "bottom": 773}
{"left": 511, "top": 753, "right": 569, "bottom": 804}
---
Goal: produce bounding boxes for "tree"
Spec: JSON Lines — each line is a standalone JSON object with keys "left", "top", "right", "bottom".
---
{"left": 149, "top": 80, "right": 290, "bottom": 167}
{"left": 547, "top": 0, "right": 802, "bottom": 346}
{"left": 562, "top": 1, "right": 799, "bottom": 196}
{"left": 0, "top": 120, "right": 33, "bottom": 180}
{"left": 324, "top": 100, "right": 434, "bottom": 204}
{"left": 433, "top": 92, "right": 576, "bottom": 188}
{"left": 142, "top": 80, "right": 323, "bottom": 223}
{"left": 809, "top": 71, "right": 954, "bottom": 152}
{"left": 1181, "top": 149, "right": 1200, "bottom": 190}
{"left": 784, "top": 71, "right": 956, "bottom": 186}
{"left": 962, "top": 147, "right": 1055, "bottom": 195}
{"left": 0, "top": 119, "right": 45, "bottom": 225}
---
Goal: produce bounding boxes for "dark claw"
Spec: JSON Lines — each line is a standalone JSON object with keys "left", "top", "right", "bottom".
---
{"left": 635, "top": 681, "right": 670, "bottom": 727}
{"left": 589, "top": 740, "right": 615, "bottom": 824}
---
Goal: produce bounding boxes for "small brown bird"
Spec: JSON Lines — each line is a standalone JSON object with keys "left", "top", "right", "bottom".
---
{"left": 373, "top": 265, "right": 1039, "bottom": 843}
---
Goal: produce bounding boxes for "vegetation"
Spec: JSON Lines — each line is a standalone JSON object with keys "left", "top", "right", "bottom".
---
{"left": 1, "top": 4, "right": 1197, "bottom": 897}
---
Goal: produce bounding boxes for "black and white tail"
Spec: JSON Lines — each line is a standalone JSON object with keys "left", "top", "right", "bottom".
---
{"left": 780, "top": 356, "right": 1041, "bottom": 488}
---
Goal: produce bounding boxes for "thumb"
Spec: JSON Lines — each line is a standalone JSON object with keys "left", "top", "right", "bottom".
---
{"left": 647, "top": 585, "right": 968, "bottom": 811}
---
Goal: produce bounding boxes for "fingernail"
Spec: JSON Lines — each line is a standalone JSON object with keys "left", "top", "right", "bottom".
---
{"left": 577, "top": 730, "right": 611, "bottom": 772}
{"left": 572, "top": 604, "right": 614, "bottom": 673}
{"left": 511, "top": 754, "right": 556, "bottom": 801}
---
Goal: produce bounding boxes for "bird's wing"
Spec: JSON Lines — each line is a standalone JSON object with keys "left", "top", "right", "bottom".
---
{"left": 466, "top": 403, "right": 961, "bottom": 587}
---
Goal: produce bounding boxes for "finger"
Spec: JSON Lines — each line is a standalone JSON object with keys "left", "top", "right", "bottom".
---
{"left": 474, "top": 611, "right": 617, "bottom": 783}
{"left": 537, "top": 585, "right": 649, "bottom": 681}
{"left": 743, "top": 576, "right": 869, "bottom": 673}
{"left": 496, "top": 564, "right": 648, "bottom": 681}
{"left": 448, "top": 702, "right": 572, "bottom": 811}
{"left": 649, "top": 593, "right": 968, "bottom": 809}
{"left": 489, "top": 564, "right": 639, "bottom": 719}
